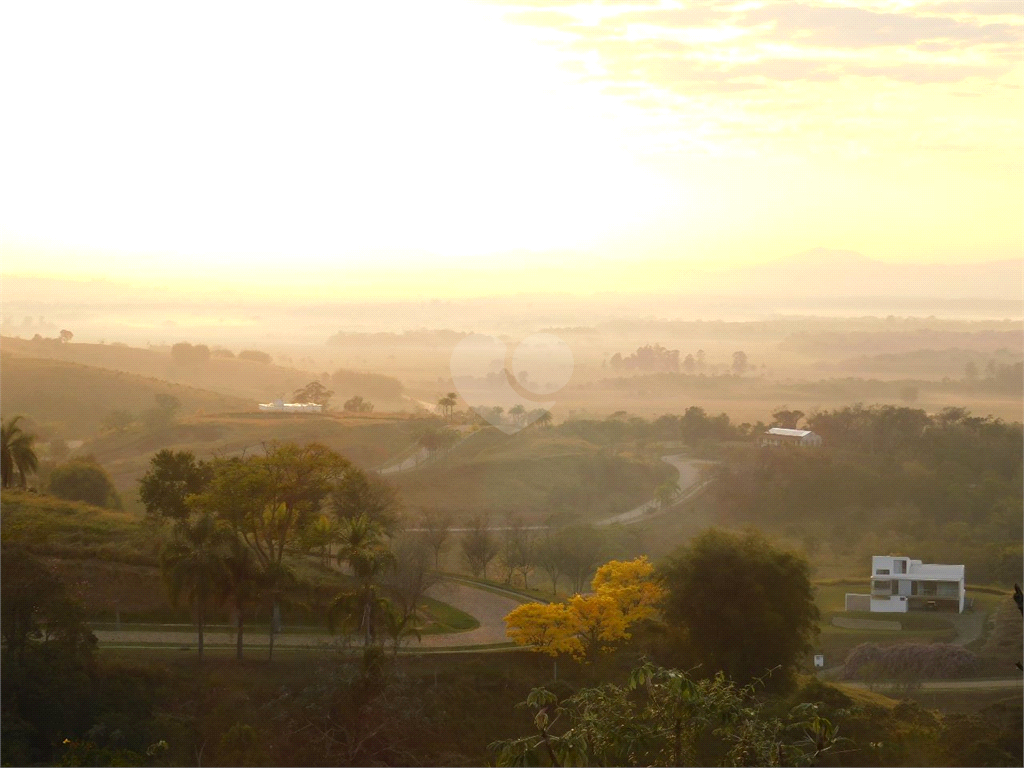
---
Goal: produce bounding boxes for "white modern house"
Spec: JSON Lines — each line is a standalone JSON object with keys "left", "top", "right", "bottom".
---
{"left": 845, "top": 556, "right": 965, "bottom": 614}
{"left": 759, "top": 428, "right": 823, "bottom": 447}
{"left": 258, "top": 399, "right": 323, "bottom": 413}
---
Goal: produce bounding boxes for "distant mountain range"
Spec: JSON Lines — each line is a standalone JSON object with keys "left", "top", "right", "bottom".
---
{"left": 706, "top": 248, "right": 1022, "bottom": 300}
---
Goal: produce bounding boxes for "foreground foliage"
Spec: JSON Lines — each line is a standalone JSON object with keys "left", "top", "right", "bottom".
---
{"left": 491, "top": 662, "right": 847, "bottom": 767}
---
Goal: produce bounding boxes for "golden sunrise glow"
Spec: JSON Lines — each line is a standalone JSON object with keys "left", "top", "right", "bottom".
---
{"left": 0, "top": 0, "right": 1020, "bottom": 298}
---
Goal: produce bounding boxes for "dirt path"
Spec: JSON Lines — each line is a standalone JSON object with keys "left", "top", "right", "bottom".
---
{"left": 92, "top": 580, "right": 524, "bottom": 651}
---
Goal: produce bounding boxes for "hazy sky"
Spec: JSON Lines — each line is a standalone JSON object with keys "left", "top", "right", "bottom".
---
{"left": 1, "top": 0, "right": 1021, "bottom": 298}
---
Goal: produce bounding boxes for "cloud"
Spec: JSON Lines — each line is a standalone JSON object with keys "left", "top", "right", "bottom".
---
{"left": 742, "top": 3, "right": 1021, "bottom": 48}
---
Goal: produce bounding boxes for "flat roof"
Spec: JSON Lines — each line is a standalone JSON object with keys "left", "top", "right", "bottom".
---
{"left": 766, "top": 428, "right": 814, "bottom": 437}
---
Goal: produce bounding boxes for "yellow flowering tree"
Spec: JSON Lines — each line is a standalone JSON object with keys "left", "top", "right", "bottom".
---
{"left": 504, "top": 556, "right": 664, "bottom": 661}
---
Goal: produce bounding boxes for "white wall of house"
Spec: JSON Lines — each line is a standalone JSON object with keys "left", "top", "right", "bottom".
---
{"left": 870, "top": 595, "right": 909, "bottom": 613}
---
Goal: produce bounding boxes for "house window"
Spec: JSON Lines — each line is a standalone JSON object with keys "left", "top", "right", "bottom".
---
{"left": 875, "top": 568, "right": 890, "bottom": 575}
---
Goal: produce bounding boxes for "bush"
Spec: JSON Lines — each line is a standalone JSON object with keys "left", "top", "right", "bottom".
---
{"left": 843, "top": 642, "right": 979, "bottom": 680}
{"left": 47, "top": 460, "right": 122, "bottom": 510}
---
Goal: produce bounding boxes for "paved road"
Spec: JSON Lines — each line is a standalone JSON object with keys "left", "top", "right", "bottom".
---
{"left": 840, "top": 677, "right": 1023, "bottom": 692}
{"left": 595, "top": 455, "right": 711, "bottom": 527}
{"left": 92, "top": 580, "right": 523, "bottom": 651}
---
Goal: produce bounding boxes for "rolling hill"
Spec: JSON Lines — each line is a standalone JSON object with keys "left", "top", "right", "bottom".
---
{"left": 0, "top": 351, "right": 250, "bottom": 436}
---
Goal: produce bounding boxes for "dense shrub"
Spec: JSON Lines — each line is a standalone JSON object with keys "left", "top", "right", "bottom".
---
{"left": 47, "top": 460, "right": 122, "bottom": 509}
{"left": 843, "top": 642, "right": 979, "bottom": 680}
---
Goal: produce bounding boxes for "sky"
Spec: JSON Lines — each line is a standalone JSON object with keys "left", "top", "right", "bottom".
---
{"left": 0, "top": 0, "right": 1021, "bottom": 299}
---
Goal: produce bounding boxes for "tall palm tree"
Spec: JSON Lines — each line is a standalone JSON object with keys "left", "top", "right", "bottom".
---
{"left": 535, "top": 410, "right": 553, "bottom": 429}
{"left": 335, "top": 514, "right": 396, "bottom": 646}
{"left": 160, "top": 513, "right": 230, "bottom": 661}
{"left": 1, "top": 416, "right": 39, "bottom": 489}
{"left": 223, "top": 537, "right": 260, "bottom": 661}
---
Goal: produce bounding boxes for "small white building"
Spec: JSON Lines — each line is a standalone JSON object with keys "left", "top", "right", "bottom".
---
{"left": 846, "top": 556, "right": 965, "bottom": 614}
{"left": 258, "top": 399, "right": 323, "bottom": 413}
{"left": 759, "top": 428, "right": 823, "bottom": 447}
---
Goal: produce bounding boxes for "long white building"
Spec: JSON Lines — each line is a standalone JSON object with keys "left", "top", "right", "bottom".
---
{"left": 258, "top": 399, "right": 323, "bottom": 413}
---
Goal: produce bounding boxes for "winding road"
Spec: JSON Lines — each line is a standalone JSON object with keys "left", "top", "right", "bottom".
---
{"left": 94, "top": 453, "right": 708, "bottom": 652}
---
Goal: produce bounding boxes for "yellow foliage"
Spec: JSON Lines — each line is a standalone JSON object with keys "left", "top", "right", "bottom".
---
{"left": 592, "top": 556, "right": 665, "bottom": 624}
{"left": 504, "top": 556, "right": 664, "bottom": 661}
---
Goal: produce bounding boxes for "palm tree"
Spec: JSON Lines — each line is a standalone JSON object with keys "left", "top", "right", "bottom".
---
{"left": 223, "top": 537, "right": 260, "bottom": 661}
{"left": 509, "top": 404, "right": 527, "bottom": 426}
{"left": 160, "top": 513, "right": 230, "bottom": 661}
{"left": 1, "top": 416, "right": 39, "bottom": 489}
{"left": 260, "top": 560, "right": 296, "bottom": 662}
{"left": 335, "top": 515, "right": 396, "bottom": 646}
{"left": 535, "top": 410, "right": 553, "bottom": 429}
{"left": 436, "top": 392, "right": 459, "bottom": 420}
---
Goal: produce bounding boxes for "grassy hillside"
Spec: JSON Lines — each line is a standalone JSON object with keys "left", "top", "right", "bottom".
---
{"left": 79, "top": 413, "right": 425, "bottom": 510}
{"left": 0, "top": 351, "right": 250, "bottom": 436}
{"left": 0, "top": 336, "right": 406, "bottom": 409}
{"left": 1, "top": 489, "right": 159, "bottom": 565}
{"left": 390, "top": 427, "right": 676, "bottom": 524}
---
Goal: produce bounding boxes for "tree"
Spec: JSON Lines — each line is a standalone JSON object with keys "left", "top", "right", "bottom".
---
{"left": 334, "top": 514, "right": 396, "bottom": 646}
{"left": 48, "top": 459, "right": 122, "bottom": 508}
{"left": 223, "top": 536, "right": 260, "bottom": 661}
{"left": 509, "top": 404, "right": 527, "bottom": 426}
{"left": 58, "top": 329, "right": 73, "bottom": 343}
{"left": 499, "top": 517, "right": 534, "bottom": 588}
{"left": 491, "top": 662, "right": 845, "bottom": 767}
{"left": 238, "top": 349, "right": 272, "bottom": 364}
{"left": 682, "top": 353, "right": 696, "bottom": 373}
{"left": 420, "top": 510, "right": 454, "bottom": 569}
{"left": 732, "top": 350, "right": 749, "bottom": 375}
{"left": 534, "top": 409, "right": 553, "bottom": 428}
{"left": 331, "top": 466, "right": 400, "bottom": 531}
{"left": 292, "top": 381, "right": 334, "bottom": 408}
{"left": 101, "top": 409, "right": 134, "bottom": 433}
{"left": 533, "top": 534, "right": 563, "bottom": 594}
{"left": 160, "top": 513, "right": 231, "bottom": 661}
{"left": 344, "top": 395, "right": 374, "bottom": 413}
{"left": 1, "top": 544, "right": 95, "bottom": 661}
{"left": 144, "top": 393, "right": 181, "bottom": 429}
{"left": 660, "top": 529, "right": 820, "bottom": 687}
{"left": 558, "top": 524, "right": 608, "bottom": 594}
{"left": 655, "top": 480, "right": 681, "bottom": 510}
{"left": 437, "top": 392, "right": 458, "bottom": 420}
{"left": 138, "top": 449, "right": 213, "bottom": 521}
{"left": 771, "top": 407, "right": 805, "bottom": 430}
{"left": 461, "top": 515, "right": 499, "bottom": 577}
{"left": 193, "top": 441, "right": 351, "bottom": 658}
{"left": 382, "top": 533, "right": 438, "bottom": 651}
{"left": 1, "top": 415, "right": 39, "bottom": 489}
{"left": 504, "top": 557, "right": 664, "bottom": 661}
{"left": 171, "top": 342, "right": 211, "bottom": 366}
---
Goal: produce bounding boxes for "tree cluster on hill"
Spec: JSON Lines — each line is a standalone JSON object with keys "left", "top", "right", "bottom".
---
{"left": 238, "top": 349, "right": 272, "bottom": 364}
{"left": 556, "top": 406, "right": 749, "bottom": 446}
{"left": 139, "top": 442, "right": 432, "bottom": 660}
{"left": 610, "top": 343, "right": 681, "bottom": 373}
{"left": 170, "top": 341, "right": 211, "bottom": 367}
{"left": 712, "top": 405, "right": 1023, "bottom": 584}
